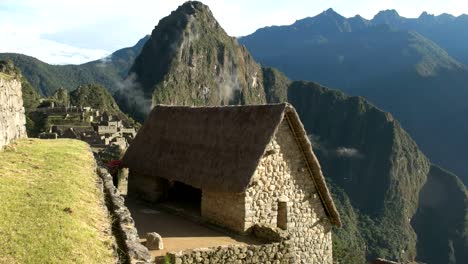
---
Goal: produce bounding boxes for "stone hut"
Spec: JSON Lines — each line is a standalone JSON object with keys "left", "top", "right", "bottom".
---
{"left": 123, "top": 103, "right": 341, "bottom": 262}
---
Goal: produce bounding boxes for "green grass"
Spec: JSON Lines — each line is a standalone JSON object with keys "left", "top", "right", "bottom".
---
{"left": 0, "top": 72, "right": 13, "bottom": 80}
{"left": 0, "top": 139, "right": 115, "bottom": 264}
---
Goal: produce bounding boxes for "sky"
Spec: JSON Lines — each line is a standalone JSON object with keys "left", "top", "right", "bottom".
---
{"left": 1, "top": 0, "right": 467, "bottom": 65}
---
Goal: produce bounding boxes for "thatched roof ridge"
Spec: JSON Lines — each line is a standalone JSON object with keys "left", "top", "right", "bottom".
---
{"left": 283, "top": 106, "right": 342, "bottom": 227}
{"left": 123, "top": 103, "right": 341, "bottom": 227}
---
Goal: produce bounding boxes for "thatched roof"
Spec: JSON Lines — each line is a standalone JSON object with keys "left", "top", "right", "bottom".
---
{"left": 123, "top": 103, "right": 341, "bottom": 227}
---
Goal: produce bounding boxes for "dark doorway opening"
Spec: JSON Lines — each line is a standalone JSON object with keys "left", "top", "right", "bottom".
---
{"left": 164, "top": 181, "right": 202, "bottom": 215}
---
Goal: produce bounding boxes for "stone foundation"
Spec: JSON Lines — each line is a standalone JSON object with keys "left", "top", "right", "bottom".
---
{"left": 167, "top": 240, "right": 295, "bottom": 264}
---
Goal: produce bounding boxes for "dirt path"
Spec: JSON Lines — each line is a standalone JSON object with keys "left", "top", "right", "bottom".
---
{"left": 126, "top": 199, "right": 252, "bottom": 258}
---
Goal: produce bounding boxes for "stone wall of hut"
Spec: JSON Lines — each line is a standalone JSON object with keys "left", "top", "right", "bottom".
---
{"left": 244, "top": 120, "right": 333, "bottom": 263}
{"left": 127, "top": 173, "right": 166, "bottom": 203}
{"left": 201, "top": 191, "right": 246, "bottom": 233}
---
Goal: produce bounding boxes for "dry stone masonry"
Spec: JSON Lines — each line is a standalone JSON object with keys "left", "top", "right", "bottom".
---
{"left": 0, "top": 76, "right": 26, "bottom": 149}
{"left": 96, "top": 166, "right": 151, "bottom": 264}
{"left": 168, "top": 241, "right": 295, "bottom": 264}
{"left": 245, "top": 121, "right": 333, "bottom": 263}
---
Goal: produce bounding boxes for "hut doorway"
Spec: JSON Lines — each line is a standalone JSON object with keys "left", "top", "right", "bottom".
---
{"left": 165, "top": 181, "right": 202, "bottom": 215}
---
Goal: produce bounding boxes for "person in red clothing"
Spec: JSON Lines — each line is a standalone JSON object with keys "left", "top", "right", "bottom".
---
{"left": 106, "top": 160, "right": 123, "bottom": 187}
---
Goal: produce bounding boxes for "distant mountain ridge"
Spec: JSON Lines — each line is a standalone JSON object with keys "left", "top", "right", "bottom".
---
{"left": 239, "top": 8, "right": 468, "bottom": 185}
{"left": 372, "top": 9, "right": 468, "bottom": 65}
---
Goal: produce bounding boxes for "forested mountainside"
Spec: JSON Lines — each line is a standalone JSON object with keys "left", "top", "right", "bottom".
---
{"left": 0, "top": 36, "right": 149, "bottom": 96}
{"left": 119, "top": 2, "right": 467, "bottom": 263}
{"left": 0, "top": 60, "right": 136, "bottom": 135}
{"left": 239, "top": 9, "right": 468, "bottom": 185}
{"left": 286, "top": 81, "right": 467, "bottom": 263}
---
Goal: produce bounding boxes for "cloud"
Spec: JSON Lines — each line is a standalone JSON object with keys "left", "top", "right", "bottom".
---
{"left": 308, "top": 134, "right": 364, "bottom": 159}
{"left": 218, "top": 69, "right": 241, "bottom": 104}
{"left": 0, "top": 25, "right": 109, "bottom": 64}
{"left": 116, "top": 73, "right": 152, "bottom": 115}
{"left": 335, "top": 147, "right": 364, "bottom": 159}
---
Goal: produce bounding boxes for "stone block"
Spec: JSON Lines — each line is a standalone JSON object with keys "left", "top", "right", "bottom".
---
{"left": 146, "top": 232, "right": 164, "bottom": 250}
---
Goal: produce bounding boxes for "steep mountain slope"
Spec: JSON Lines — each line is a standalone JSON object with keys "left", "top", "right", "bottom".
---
{"left": 412, "top": 165, "right": 468, "bottom": 263}
{"left": 0, "top": 36, "right": 149, "bottom": 96}
{"left": 125, "top": 1, "right": 268, "bottom": 120}
{"left": 123, "top": 2, "right": 467, "bottom": 263}
{"left": 286, "top": 81, "right": 467, "bottom": 263}
{"left": 239, "top": 10, "right": 468, "bottom": 184}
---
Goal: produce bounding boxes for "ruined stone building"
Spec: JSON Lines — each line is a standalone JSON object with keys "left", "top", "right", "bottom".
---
{"left": 0, "top": 73, "right": 26, "bottom": 149}
{"left": 123, "top": 104, "right": 341, "bottom": 263}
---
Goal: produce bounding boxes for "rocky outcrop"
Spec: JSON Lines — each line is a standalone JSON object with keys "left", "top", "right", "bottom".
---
{"left": 0, "top": 75, "right": 27, "bottom": 149}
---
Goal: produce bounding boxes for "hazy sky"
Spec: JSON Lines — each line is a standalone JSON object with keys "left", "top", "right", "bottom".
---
{"left": 1, "top": 0, "right": 467, "bottom": 65}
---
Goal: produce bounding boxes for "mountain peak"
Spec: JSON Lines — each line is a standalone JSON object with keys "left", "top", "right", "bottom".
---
{"left": 377, "top": 9, "right": 400, "bottom": 17}
{"left": 176, "top": 1, "right": 209, "bottom": 15}
{"left": 319, "top": 8, "right": 343, "bottom": 18}
{"left": 128, "top": 0, "right": 268, "bottom": 120}
{"left": 372, "top": 9, "right": 403, "bottom": 25}
{"left": 418, "top": 11, "right": 435, "bottom": 22}
{"left": 419, "top": 11, "right": 431, "bottom": 18}
{"left": 291, "top": 8, "right": 350, "bottom": 32}
{"left": 437, "top": 13, "right": 456, "bottom": 22}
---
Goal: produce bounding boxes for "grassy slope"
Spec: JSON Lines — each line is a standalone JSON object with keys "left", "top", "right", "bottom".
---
{"left": 0, "top": 72, "right": 13, "bottom": 80}
{"left": 0, "top": 139, "right": 115, "bottom": 264}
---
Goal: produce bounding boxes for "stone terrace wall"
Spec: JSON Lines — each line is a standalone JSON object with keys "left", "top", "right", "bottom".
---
{"left": 245, "top": 120, "right": 333, "bottom": 263}
{"left": 0, "top": 77, "right": 26, "bottom": 149}
{"left": 97, "top": 166, "right": 152, "bottom": 264}
{"left": 167, "top": 240, "right": 295, "bottom": 264}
